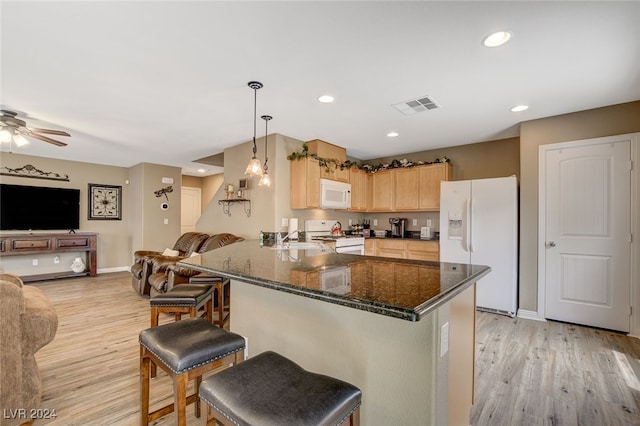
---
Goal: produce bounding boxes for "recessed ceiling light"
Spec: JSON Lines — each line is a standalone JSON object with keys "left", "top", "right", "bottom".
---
{"left": 197, "top": 168, "right": 206, "bottom": 173}
{"left": 482, "top": 31, "right": 512, "bottom": 47}
{"left": 318, "top": 95, "right": 334, "bottom": 103}
{"left": 387, "top": 132, "right": 399, "bottom": 138}
{"left": 510, "top": 105, "right": 529, "bottom": 112}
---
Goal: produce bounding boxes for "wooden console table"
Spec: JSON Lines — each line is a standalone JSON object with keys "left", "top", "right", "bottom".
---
{"left": 0, "top": 232, "right": 98, "bottom": 282}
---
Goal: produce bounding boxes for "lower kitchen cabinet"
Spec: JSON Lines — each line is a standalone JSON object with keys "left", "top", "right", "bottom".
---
{"left": 366, "top": 238, "right": 439, "bottom": 261}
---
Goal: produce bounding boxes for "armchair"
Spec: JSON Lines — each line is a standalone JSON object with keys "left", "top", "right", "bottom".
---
{"left": 130, "top": 232, "right": 209, "bottom": 296}
{"left": 1, "top": 273, "right": 58, "bottom": 426}
{"left": 147, "top": 233, "right": 243, "bottom": 297}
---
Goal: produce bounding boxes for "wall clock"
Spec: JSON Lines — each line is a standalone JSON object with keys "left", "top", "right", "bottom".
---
{"left": 88, "top": 183, "right": 122, "bottom": 220}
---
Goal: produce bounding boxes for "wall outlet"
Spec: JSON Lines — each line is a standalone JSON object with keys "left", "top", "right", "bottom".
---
{"left": 427, "top": 219, "right": 432, "bottom": 227}
{"left": 412, "top": 219, "right": 418, "bottom": 226}
{"left": 54, "top": 256, "right": 60, "bottom": 264}
{"left": 164, "top": 218, "right": 169, "bottom": 225}
{"left": 348, "top": 219, "right": 353, "bottom": 226}
{"left": 373, "top": 219, "right": 378, "bottom": 226}
{"left": 32, "top": 259, "right": 38, "bottom": 266}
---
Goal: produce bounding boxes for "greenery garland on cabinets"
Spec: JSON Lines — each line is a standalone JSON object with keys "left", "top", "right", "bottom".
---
{"left": 287, "top": 142, "right": 451, "bottom": 173}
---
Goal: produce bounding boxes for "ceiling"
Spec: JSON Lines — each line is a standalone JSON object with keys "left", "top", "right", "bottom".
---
{"left": 1, "top": 1, "right": 639, "bottom": 176}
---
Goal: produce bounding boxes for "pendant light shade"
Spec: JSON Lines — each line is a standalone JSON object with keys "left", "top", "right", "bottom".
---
{"left": 244, "top": 81, "right": 264, "bottom": 177}
{"left": 258, "top": 115, "right": 272, "bottom": 187}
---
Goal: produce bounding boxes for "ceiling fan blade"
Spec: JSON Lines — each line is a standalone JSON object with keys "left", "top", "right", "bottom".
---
{"left": 26, "top": 132, "right": 68, "bottom": 147}
{"left": 30, "top": 128, "right": 71, "bottom": 137}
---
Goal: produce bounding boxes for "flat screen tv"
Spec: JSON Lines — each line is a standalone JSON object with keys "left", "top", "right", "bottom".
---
{"left": 0, "top": 183, "right": 80, "bottom": 231}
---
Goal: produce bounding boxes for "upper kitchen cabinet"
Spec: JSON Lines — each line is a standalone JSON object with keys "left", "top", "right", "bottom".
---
{"left": 348, "top": 168, "right": 369, "bottom": 212}
{"left": 418, "top": 163, "right": 452, "bottom": 210}
{"left": 320, "top": 165, "right": 350, "bottom": 183}
{"left": 369, "top": 170, "right": 394, "bottom": 211}
{"left": 290, "top": 157, "right": 321, "bottom": 209}
{"left": 393, "top": 167, "right": 420, "bottom": 210}
{"left": 309, "top": 139, "right": 349, "bottom": 183}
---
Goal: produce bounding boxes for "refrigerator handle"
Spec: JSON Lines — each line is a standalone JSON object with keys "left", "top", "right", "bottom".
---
{"left": 469, "top": 198, "right": 475, "bottom": 252}
{"left": 465, "top": 198, "right": 471, "bottom": 252}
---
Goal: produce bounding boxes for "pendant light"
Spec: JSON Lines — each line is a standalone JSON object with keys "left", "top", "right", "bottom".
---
{"left": 244, "top": 81, "right": 264, "bottom": 177}
{"left": 258, "top": 115, "right": 272, "bottom": 187}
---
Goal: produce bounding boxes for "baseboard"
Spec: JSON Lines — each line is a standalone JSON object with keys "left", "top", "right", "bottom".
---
{"left": 97, "top": 266, "right": 130, "bottom": 274}
{"left": 517, "top": 309, "right": 546, "bottom": 322}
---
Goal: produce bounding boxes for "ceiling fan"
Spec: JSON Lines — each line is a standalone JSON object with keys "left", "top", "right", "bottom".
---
{"left": 0, "top": 109, "right": 70, "bottom": 147}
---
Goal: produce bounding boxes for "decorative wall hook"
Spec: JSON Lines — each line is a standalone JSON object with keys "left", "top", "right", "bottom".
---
{"left": 154, "top": 185, "right": 173, "bottom": 201}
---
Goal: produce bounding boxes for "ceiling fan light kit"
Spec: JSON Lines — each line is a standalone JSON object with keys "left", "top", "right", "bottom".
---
{"left": 0, "top": 110, "right": 71, "bottom": 148}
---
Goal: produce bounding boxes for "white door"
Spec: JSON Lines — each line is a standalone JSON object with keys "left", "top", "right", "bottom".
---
{"left": 181, "top": 186, "right": 201, "bottom": 234}
{"left": 544, "top": 139, "right": 631, "bottom": 332}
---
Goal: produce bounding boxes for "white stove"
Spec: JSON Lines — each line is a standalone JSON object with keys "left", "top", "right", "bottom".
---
{"left": 304, "top": 219, "right": 365, "bottom": 255}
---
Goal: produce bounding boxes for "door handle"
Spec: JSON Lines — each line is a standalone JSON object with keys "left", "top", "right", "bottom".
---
{"left": 547, "top": 241, "right": 557, "bottom": 248}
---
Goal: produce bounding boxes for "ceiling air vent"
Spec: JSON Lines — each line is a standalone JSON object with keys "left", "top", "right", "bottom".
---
{"left": 392, "top": 95, "right": 439, "bottom": 115}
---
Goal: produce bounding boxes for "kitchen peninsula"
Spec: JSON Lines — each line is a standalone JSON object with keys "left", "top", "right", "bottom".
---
{"left": 178, "top": 240, "right": 490, "bottom": 425}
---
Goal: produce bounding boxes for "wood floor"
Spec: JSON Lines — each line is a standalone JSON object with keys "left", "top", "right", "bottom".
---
{"left": 25, "top": 272, "right": 640, "bottom": 425}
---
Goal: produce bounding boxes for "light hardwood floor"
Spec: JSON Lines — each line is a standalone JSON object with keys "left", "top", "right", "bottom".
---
{"left": 26, "top": 272, "right": 640, "bottom": 425}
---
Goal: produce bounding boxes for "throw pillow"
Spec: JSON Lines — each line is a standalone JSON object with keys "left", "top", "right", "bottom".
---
{"left": 162, "top": 248, "right": 180, "bottom": 257}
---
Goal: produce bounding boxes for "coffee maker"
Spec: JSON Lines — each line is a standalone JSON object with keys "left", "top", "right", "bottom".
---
{"left": 389, "top": 218, "right": 408, "bottom": 238}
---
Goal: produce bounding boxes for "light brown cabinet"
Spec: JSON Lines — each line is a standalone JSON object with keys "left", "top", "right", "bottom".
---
{"left": 290, "top": 157, "right": 321, "bottom": 209}
{"left": 348, "top": 168, "right": 369, "bottom": 212}
{"left": 369, "top": 170, "right": 394, "bottom": 211}
{"left": 418, "top": 163, "right": 452, "bottom": 211}
{"left": 320, "top": 165, "right": 350, "bottom": 183}
{"left": 366, "top": 238, "right": 439, "bottom": 261}
{"left": 393, "top": 167, "right": 420, "bottom": 211}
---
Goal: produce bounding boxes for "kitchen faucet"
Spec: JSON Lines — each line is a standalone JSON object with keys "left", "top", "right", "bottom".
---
{"left": 276, "top": 230, "right": 299, "bottom": 246}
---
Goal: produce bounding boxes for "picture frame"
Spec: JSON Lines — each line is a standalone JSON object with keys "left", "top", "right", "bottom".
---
{"left": 238, "top": 178, "right": 249, "bottom": 190}
{"left": 88, "top": 183, "right": 122, "bottom": 220}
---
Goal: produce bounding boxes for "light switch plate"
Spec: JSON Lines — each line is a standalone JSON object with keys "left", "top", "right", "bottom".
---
{"left": 412, "top": 219, "right": 418, "bottom": 226}
{"left": 427, "top": 219, "right": 432, "bottom": 227}
{"left": 282, "top": 218, "right": 289, "bottom": 227}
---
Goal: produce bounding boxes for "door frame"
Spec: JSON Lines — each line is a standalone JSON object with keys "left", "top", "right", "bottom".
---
{"left": 537, "top": 133, "right": 639, "bottom": 337}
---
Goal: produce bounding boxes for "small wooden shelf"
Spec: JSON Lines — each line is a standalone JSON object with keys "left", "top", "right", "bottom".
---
{"left": 218, "top": 199, "right": 251, "bottom": 217}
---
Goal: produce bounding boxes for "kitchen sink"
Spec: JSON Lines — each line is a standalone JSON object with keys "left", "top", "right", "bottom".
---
{"left": 270, "top": 242, "right": 328, "bottom": 250}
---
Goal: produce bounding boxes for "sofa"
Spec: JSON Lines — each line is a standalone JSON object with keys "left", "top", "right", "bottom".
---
{"left": 147, "top": 233, "right": 243, "bottom": 298}
{"left": 0, "top": 273, "right": 58, "bottom": 426}
{"left": 131, "top": 232, "right": 210, "bottom": 296}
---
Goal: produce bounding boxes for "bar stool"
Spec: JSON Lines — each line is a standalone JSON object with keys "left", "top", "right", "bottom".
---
{"left": 139, "top": 317, "right": 245, "bottom": 426}
{"left": 149, "top": 283, "right": 214, "bottom": 327}
{"left": 188, "top": 275, "right": 230, "bottom": 327}
{"left": 199, "top": 350, "right": 362, "bottom": 426}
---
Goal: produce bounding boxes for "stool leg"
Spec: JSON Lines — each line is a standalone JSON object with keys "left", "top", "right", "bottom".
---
{"left": 174, "top": 373, "right": 188, "bottom": 426}
{"left": 150, "top": 306, "right": 159, "bottom": 327}
{"left": 205, "top": 297, "right": 213, "bottom": 324}
{"left": 140, "top": 346, "right": 150, "bottom": 426}
{"left": 189, "top": 306, "right": 197, "bottom": 318}
{"left": 195, "top": 375, "right": 202, "bottom": 418}
{"left": 216, "top": 284, "right": 224, "bottom": 326}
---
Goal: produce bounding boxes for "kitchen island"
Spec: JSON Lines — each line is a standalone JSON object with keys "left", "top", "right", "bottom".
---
{"left": 178, "top": 240, "right": 490, "bottom": 425}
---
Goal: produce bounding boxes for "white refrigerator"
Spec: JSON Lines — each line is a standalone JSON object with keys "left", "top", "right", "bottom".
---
{"left": 439, "top": 176, "right": 518, "bottom": 316}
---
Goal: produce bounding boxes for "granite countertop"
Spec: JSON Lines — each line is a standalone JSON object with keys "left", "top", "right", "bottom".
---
{"left": 178, "top": 240, "right": 490, "bottom": 322}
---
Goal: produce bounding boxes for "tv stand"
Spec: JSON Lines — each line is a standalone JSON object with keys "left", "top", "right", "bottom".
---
{"left": 0, "top": 232, "right": 97, "bottom": 282}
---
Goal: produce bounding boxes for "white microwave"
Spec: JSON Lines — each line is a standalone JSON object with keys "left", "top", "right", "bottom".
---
{"left": 319, "top": 179, "right": 351, "bottom": 209}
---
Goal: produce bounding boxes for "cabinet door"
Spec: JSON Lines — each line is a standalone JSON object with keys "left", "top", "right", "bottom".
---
{"left": 375, "top": 239, "right": 405, "bottom": 258}
{"left": 290, "top": 158, "right": 320, "bottom": 209}
{"left": 406, "top": 240, "right": 439, "bottom": 262}
{"left": 370, "top": 170, "right": 394, "bottom": 211}
{"left": 349, "top": 168, "right": 369, "bottom": 211}
{"left": 364, "top": 238, "right": 376, "bottom": 256}
{"left": 393, "top": 168, "right": 419, "bottom": 211}
{"left": 419, "top": 163, "right": 452, "bottom": 210}
{"left": 320, "top": 164, "right": 349, "bottom": 183}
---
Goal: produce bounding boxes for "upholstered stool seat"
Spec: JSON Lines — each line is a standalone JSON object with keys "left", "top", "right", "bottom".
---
{"left": 199, "top": 350, "right": 362, "bottom": 426}
{"left": 149, "top": 283, "right": 214, "bottom": 326}
{"left": 139, "top": 317, "right": 245, "bottom": 426}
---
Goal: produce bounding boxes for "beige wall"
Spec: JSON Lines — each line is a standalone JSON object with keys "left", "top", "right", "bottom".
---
{"left": 0, "top": 153, "right": 131, "bottom": 275}
{"left": 130, "top": 162, "right": 182, "bottom": 255}
{"left": 368, "top": 137, "right": 520, "bottom": 181}
{"left": 519, "top": 100, "right": 640, "bottom": 312}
